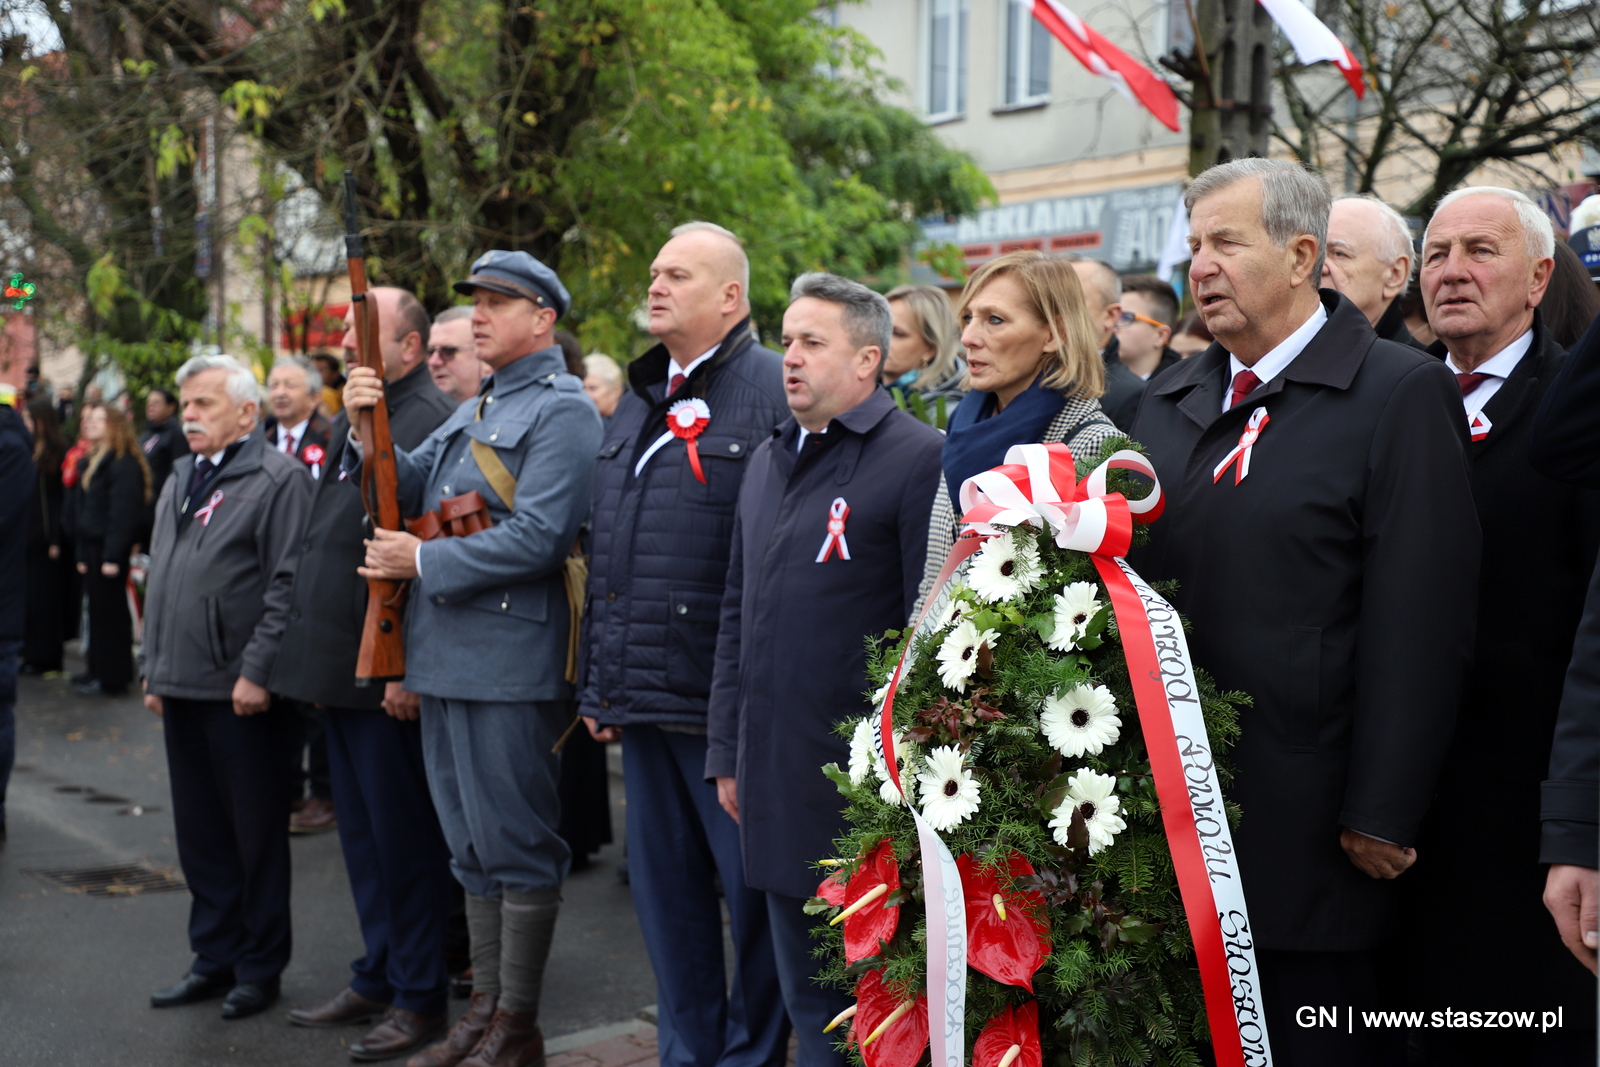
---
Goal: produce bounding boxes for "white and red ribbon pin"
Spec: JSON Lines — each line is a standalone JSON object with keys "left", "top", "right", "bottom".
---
{"left": 815, "top": 497, "right": 851, "bottom": 562}
{"left": 194, "top": 490, "right": 225, "bottom": 527}
{"left": 1469, "top": 410, "right": 1491, "bottom": 442}
{"left": 1213, "top": 406, "right": 1270, "bottom": 485}
{"left": 667, "top": 398, "right": 711, "bottom": 483}
{"left": 303, "top": 442, "right": 325, "bottom": 479}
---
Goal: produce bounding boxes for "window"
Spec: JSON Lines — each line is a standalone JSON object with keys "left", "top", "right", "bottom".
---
{"left": 927, "top": 0, "right": 969, "bottom": 121}
{"left": 1003, "top": 0, "right": 1050, "bottom": 107}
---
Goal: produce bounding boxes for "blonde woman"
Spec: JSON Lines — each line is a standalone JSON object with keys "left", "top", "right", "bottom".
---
{"left": 69, "top": 403, "right": 151, "bottom": 696}
{"left": 883, "top": 284, "right": 968, "bottom": 405}
{"left": 919, "top": 252, "right": 1122, "bottom": 606}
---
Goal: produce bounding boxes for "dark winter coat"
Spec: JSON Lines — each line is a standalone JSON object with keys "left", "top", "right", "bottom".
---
{"left": 71, "top": 452, "right": 148, "bottom": 569}
{"left": 269, "top": 366, "right": 456, "bottom": 709}
{"left": 705, "top": 388, "right": 944, "bottom": 898}
{"left": 1386, "top": 311, "right": 1599, "bottom": 1019}
{"left": 1374, "top": 298, "right": 1427, "bottom": 351}
{"left": 0, "top": 404, "right": 32, "bottom": 638}
{"left": 580, "top": 318, "right": 787, "bottom": 727}
{"left": 141, "top": 418, "right": 186, "bottom": 502}
{"left": 1099, "top": 335, "right": 1146, "bottom": 432}
{"left": 1129, "top": 289, "right": 1481, "bottom": 952}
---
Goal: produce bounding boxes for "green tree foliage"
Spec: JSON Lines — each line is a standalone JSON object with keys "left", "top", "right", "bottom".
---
{"left": 12, "top": 0, "right": 989, "bottom": 365}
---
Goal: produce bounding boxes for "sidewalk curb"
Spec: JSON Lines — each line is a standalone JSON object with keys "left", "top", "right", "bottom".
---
{"left": 545, "top": 1009, "right": 656, "bottom": 1056}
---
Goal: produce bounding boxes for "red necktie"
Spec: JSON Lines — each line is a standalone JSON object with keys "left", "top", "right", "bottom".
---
{"left": 1455, "top": 372, "right": 1489, "bottom": 396}
{"left": 668, "top": 373, "right": 686, "bottom": 395}
{"left": 1227, "top": 369, "right": 1262, "bottom": 411}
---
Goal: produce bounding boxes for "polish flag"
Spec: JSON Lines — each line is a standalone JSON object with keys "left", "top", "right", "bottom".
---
{"left": 1032, "top": 0, "right": 1182, "bottom": 132}
{"left": 1254, "top": 0, "right": 1365, "bottom": 98}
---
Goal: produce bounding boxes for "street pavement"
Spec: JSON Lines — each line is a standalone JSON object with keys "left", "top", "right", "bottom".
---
{"left": 0, "top": 655, "right": 659, "bottom": 1066}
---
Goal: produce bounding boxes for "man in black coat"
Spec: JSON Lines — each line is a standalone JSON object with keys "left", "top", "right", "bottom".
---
{"left": 264, "top": 356, "right": 334, "bottom": 479}
{"left": 142, "top": 388, "right": 185, "bottom": 501}
{"left": 1532, "top": 314, "right": 1600, "bottom": 984}
{"left": 706, "top": 273, "right": 943, "bottom": 1067}
{"left": 579, "top": 223, "right": 790, "bottom": 1067}
{"left": 1130, "top": 159, "right": 1479, "bottom": 1067}
{"left": 0, "top": 397, "right": 33, "bottom": 841}
{"left": 1381, "top": 187, "right": 1597, "bottom": 1065}
{"left": 1067, "top": 256, "right": 1145, "bottom": 431}
{"left": 1322, "top": 195, "right": 1427, "bottom": 351}
{"left": 269, "top": 287, "right": 459, "bottom": 1062}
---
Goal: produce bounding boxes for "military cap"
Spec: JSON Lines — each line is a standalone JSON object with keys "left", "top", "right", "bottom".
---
{"left": 1568, "top": 226, "right": 1600, "bottom": 283}
{"left": 454, "top": 250, "right": 572, "bottom": 318}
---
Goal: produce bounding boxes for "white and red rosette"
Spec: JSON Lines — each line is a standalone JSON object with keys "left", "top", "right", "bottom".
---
{"left": 666, "top": 398, "right": 711, "bottom": 483}
{"left": 302, "top": 443, "right": 325, "bottom": 467}
{"left": 194, "top": 489, "right": 225, "bottom": 527}
{"left": 874, "top": 443, "right": 1272, "bottom": 1067}
{"left": 1212, "top": 406, "right": 1270, "bottom": 485}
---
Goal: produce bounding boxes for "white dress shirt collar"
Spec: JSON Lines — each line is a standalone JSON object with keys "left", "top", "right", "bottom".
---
{"left": 279, "top": 417, "right": 310, "bottom": 453}
{"left": 669, "top": 345, "right": 719, "bottom": 385}
{"left": 797, "top": 424, "right": 827, "bottom": 452}
{"left": 1444, "top": 328, "right": 1532, "bottom": 418}
{"left": 1222, "top": 303, "right": 1328, "bottom": 412}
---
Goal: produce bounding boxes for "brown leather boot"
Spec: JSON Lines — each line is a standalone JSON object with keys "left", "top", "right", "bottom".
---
{"left": 458, "top": 1009, "right": 544, "bottom": 1067}
{"left": 405, "top": 992, "right": 498, "bottom": 1067}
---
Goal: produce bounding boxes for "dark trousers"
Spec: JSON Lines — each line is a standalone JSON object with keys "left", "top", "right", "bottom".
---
{"left": 24, "top": 546, "right": 66, "bottom": 671}
{"left": 291, "top": 701, "right": 332, "bottom": 801}
{"left": 1258, "top": 949, "right": 1402, "bottom": 1067}
{"left": 83, "top": 564, "right": 133, "bottom": 690}
{"left": 623, "top": 726, "right": 788, "bottom": 1067}
{"left": 767, "top": 891, "right": 851, "bottom": 1067}
{"left": 0, "top": 636, "right": 19, "bottom": 826}
{"left": 163, "top": 697, "right": 296, "bottom": 983}
{"left": 326, "top": 706, "right": 454, "bottom": 1014}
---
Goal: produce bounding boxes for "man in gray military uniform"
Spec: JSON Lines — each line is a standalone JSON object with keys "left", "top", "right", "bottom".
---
{"left": 344, "top": 251, "right": 603, "bottom": 1067}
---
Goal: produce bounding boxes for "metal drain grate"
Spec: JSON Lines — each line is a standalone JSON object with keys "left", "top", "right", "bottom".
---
{"left": 23, "top": 864, "right": 188, "bottom": 897}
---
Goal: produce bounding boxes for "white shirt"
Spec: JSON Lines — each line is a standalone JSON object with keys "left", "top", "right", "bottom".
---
{"left": 278, "top": 417, "right": 310, "bottom": 456}
{"left": 631, "top": 344, "right": 725, "bottom": 478}
{"left": 1221, "top": 304, "right": 1329, "bottom": 412}
{"left": 1444, "top": 328, "right": 1532, "bottom": 418}
{"left": 668, "top": 345, "right": 718, "bottom": 389}
{"left": 797, "top": 425, "right": 828, "bottom": 452}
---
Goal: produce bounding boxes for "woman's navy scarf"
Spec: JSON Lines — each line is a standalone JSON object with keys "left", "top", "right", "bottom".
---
{"left": 941, "top": 373, "right": 1065, "bottom": 501}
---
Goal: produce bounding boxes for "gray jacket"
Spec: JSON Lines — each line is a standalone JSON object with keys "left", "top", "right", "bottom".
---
{"left": 143, "top": 433, "right": 312, "bottom": 700}
{"left": 384, "top": 346, "right": 603, "bottom": 702}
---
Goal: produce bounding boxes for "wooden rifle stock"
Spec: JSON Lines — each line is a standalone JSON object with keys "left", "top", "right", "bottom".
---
{"left": 344, "top": 172, "right": 407, "bottom": 682}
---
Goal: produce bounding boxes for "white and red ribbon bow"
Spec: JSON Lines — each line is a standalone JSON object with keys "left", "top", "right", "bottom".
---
{"left": 1212, "top": 406, "right": 1270, "bottom": 485}
{"left": 667, "top": 398, "right": 711, "bottom": 483}
{"left": 194, "top": 490, "right": 224, "bottom": 527}
{"left": 1469, "top": 410, "right": 1491, "bottom": 442}
{"left": 957, "top": 443, "right": 1163, "bottom": 557}
{"left": 816, "top": 497, "right": 851, "bottom": 562}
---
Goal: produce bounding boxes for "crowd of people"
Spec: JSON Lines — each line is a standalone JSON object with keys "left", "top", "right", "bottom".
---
{"left": 0, "top": 158, "right": 1597, "bottom": 1067}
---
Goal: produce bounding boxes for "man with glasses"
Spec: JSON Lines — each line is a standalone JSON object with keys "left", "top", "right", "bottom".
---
{"left": 1115, "top": 275, "right": 1183, "bottom": 382}
{"left": 428, "top": 306, "right": 489, "bottom": 405}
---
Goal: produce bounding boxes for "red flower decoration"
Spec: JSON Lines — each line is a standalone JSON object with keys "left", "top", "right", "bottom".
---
{"left": 302, "top": 443, "right": 326, "bottom": 466}
{"left": 852, "top": 969, "right": 928, "bottom": 1067}
{"left": 666, "top": 398, "right": 710, "bottom": 483}
{"left": 957, "top": 851, "right": 1052, "bottom": 990}
{"left": 841, "top": 838, "right": 901, "bottom": 963}
{"left": 817, "top": 873, "right": 847, "bottom": 907}
{"left": 973, "top": 1000, "right": 1042, "bottom": 1067}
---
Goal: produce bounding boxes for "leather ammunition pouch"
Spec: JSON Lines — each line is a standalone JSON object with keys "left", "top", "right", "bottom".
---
{"left": 406, "top": 490, "right": 493, "bottom": 541}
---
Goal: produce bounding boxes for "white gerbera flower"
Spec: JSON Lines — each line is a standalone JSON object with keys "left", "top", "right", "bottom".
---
{"left": 877, "top": 733, "right": 918, "bottom": 806}
{"left": 934, "top": 588, "right": 975, "bottom": 631}
{"left": 1048, "top": 582, "right": 1103, "bottom": 652}
{"left": 848, "top": 717, "right": 877, "bottom": 786}
{"left": 937, "top": 620, "right": 998, "bottom": 691}
{"left": 966, "top": 530, "right": 1041, "bottom": 603}
{"left": 1049, "top": 768, "right": 1127, "bottom": 855}
{"left": 1039, "top": 684, "right": 1121, "bottom": 758}
{"left": 917, "top": 745, "right": 981, "bottom": 831}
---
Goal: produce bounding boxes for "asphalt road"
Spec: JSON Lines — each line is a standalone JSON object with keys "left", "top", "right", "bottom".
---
{"left": 0, "top": 658, "right": 657, "bottom": 1067}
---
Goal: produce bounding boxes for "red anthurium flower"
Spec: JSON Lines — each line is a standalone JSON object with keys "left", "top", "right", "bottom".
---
{"left": 817, "top": 873, "right": 847, "bottom": 907}
{"left": 957, "top": 851, "right": 1051, "bottom": 990}
{"left": 973, "top": 1000, "right": 1042, "bottom": 1067}
{"left": 840, "top": 838, "right": 901, "bottom": 963}
{"left": 852, "top": 969, "right": 928, "bottom": 1067}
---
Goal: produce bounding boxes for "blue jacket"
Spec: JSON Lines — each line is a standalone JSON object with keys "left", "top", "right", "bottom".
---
{"left": 389, "top": 346, "right": 603, "bottom": 703}
{"left": 705, "top": 389, "right": 945, "bottom": 897}
{"left": 580, "top": 319, "right": 787, "bottom": 727}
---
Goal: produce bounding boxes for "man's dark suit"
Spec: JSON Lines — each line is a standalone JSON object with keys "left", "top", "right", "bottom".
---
{"left": 269, "top": 366, "right": 458, "bottom": 1014}
{"left": 264, "top": 411, "right": 333, "bottom": 472}
{"left": 1383, "top": 312, "right": 1599, "bottom": 1062}
{"left": 1131, "top": 290, "right": 1480, "bottom": 1063}
{"left": 1099, "top": 335, "right": 1145, "bottom": 432}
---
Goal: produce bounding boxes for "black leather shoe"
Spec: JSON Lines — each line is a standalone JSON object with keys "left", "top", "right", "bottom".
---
{"left": 151, "top": 971, "right": 233, "bottom": 1008}
{"left": 221, "top": 979, "right": 281, "bottom": 1019}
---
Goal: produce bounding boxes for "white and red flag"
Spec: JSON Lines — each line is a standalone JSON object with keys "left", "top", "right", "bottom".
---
{"left": 1032, "top": 0, "right": 1181, "bottom": 132}
{"left": 1254, "top": 0, "right": 1365, "bottom": 97}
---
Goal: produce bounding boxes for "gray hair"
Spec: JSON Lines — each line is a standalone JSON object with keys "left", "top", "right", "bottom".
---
{"left": 270, "top": 356, "right": 320, "bottom": 396}
{"left": 670, "top": 220, "right": 750, "bottom": 297}
{"left": 1333, "top": 194, "right": 1415, "bottom": 297}
{"left": 583, "top": 352, "right": 623, "bottom": 387}
{"left": 176, "top": 354, "right": 260, "bottom": 407}
{"left": 1426, "top": 186, "right": 1556, "bottom": 262}
{"left": 433, "top": 304, "right": 473, "bottom": 326}
{"left": 790, "top": 272, "right": 893, "bottom": 364}
{"left": 1059, "top": 254, "right": 1121, "bottom": 310}
{"left": 1186, "top": 158, "right": 1333, "bottom": 279}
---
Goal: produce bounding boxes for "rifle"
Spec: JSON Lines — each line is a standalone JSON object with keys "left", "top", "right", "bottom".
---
{"left": 343, "top": 171, "right": 407, "bottom": 683}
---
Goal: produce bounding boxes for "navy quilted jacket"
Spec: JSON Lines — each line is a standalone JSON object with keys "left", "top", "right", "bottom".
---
{"left": 579, "top": 318, "right": 787, "bottom": 727}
